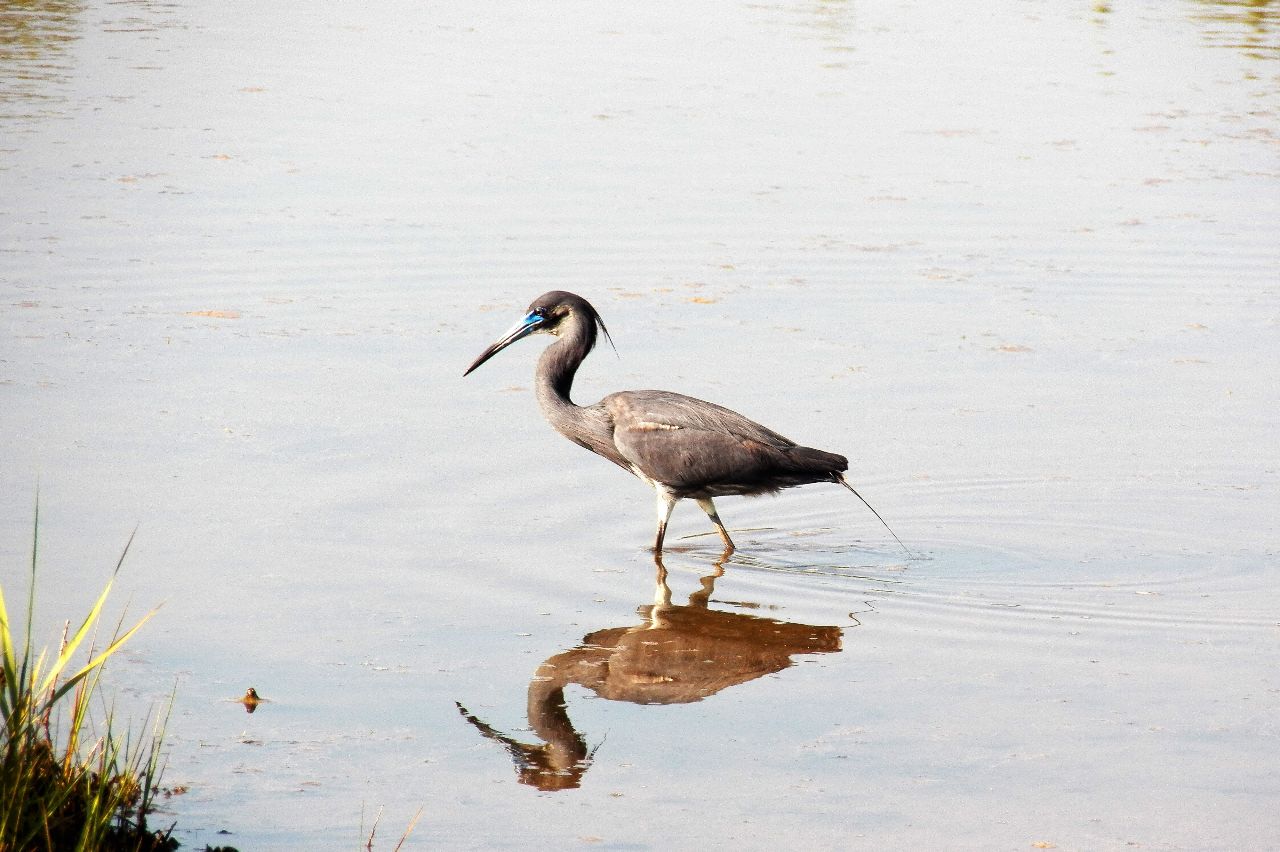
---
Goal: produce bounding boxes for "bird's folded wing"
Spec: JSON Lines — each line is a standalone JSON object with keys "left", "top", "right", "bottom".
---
{"left": 602, "top": 390, "right": 796, "bottom": 447}
{"left": 605, "top": 391, "right": 814, "bottom": 496}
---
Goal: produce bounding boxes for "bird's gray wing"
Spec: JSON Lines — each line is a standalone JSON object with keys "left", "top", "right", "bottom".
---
{"left": 604, "top": 390, "right": 796, "bottom": 447}
{"left": 603, "top": 390, "right": 813, "bottom": 496}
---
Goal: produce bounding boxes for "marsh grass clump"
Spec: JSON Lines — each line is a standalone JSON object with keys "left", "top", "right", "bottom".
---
{"left": 0, "top": 504, "right": 175, "bottom": 851}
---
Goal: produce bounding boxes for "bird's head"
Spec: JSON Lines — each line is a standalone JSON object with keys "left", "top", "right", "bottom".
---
{"left": 463, "top": 290, "right": 613, "bottom": 376}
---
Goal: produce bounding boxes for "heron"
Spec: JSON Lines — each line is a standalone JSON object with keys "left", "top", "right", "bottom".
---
{"left": 463, "top": 291, "right": 908, "bottom": 556}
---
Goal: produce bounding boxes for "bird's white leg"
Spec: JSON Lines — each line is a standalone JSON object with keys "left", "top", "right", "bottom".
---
{"left": 694, "top": 497, "right": 735, "bottom": 553}
{"left": 653, "top": 488, "right": 678, "bottom": 553}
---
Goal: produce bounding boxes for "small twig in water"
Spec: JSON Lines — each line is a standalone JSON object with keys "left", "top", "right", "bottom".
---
{"left": 364, "top": 805, "right": 383, "bottom": 851}
{"left": 393, "top": 806, "right": 425, "bottom": 852}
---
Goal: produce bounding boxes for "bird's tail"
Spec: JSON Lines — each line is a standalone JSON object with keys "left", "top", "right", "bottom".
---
{"left": 836, "top": 474, "right": 913, "bottom": 558}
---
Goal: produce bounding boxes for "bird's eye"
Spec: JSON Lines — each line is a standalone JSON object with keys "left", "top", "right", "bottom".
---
{"left": 531, "top": 307, "right": 547, "bottom": 319}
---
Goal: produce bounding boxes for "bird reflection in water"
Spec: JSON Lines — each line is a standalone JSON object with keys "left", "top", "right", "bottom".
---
{"left": 456, "top": 556, "right": 843, "bottom": 791}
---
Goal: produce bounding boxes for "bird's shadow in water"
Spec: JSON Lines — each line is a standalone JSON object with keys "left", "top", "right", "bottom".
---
{"left": 455, "top": 551, "right": 846, "bottom": 791}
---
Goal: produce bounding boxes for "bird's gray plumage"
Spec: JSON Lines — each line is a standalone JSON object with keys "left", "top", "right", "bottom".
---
{"left": 464, "top": 290, "right": 905, "bottom": 554}
{"left": 603, "top": 390, "right": 847, "bottom": 499}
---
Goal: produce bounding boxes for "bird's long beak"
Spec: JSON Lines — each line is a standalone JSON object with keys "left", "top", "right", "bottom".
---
{"left": 463, "top": 311, "right": 545, "bottom": 376}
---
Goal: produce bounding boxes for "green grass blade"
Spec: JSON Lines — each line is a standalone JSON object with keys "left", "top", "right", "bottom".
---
{"left": 32, "top": 529, "right": 138, "bottom": 702}
{"left": 48, "top": 607, "right": 159, "bottom": 708}
{"left": 24, "top": 490, "right": 38, "bottom": 689}
{"left": 0, "top": 580, "right": 18, "bottom": 721}
{"left": 32, "top": 579, "right": 114, "bottom": 701}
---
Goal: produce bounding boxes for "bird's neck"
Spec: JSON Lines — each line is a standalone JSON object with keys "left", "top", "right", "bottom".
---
{"left": 535, "top": 334, "right": 583, "bottom": 416}
{"left": 533, "top": 324, "right": 626, "bottom": 467}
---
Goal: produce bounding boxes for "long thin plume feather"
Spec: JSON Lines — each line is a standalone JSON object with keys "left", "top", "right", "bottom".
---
{"left": 838, "top": 475, "right": 912, "bottom": 558}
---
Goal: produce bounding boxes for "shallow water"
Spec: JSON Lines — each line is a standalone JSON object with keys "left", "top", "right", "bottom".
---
{"left": 2, "top": 1, "right": 1278, "bottom": 849}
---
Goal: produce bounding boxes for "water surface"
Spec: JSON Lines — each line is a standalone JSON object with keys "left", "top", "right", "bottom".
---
{"left": 2, "top": 1, "right": 1277, "bottom": 848}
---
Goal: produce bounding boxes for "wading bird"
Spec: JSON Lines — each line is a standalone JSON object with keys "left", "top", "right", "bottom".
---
{"left": 463, "top": 291, "right": 907, "bottom": 555}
